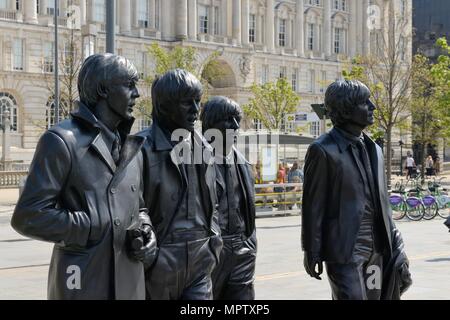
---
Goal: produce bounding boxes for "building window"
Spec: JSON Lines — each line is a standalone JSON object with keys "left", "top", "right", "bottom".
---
{"left": 308, "top": 0, "right": 321, "bottom": 6}
{"left": 43, "top": 42, "right": 54, "bottom": 73}
{"left": 0, "top": 0, "right": 7, "bottom": 9}
{"left": 138, "top": 0, "right": 149, "bottom": 28}
{"left": 138, "top": 117, "right": 152, "bottom": 131}
{"left": 310, "top": 121, "right": 320, "bottom": 136}
{"left": 36, "top": 0, "right": 40, "bottom": 14}
{"left": 279, "top": 66, "right": 286, "bottom": 79}
{"left": 249, "top": 14, "right": 256, "bottom": 43}
{"left": 135, "top": 51, "right": 147, "bottom": 79}
{"left": 261, "top": 65, "right": 269, "bottom": 84}
{"left": 341, "top": 0, "right": 346, "bottom": 11}
{"left": 198, "top": 5, "right": 208, "bottom": 34}
{"left": 400, "top": 36, "right": 406, "bottom": 61}
{"left": 12, "top": 38, "right": 24, "bottom": 71}
{"left": 308, "top": 23, "right": 314, "bottom": 51}
{"left": 334, "top": 0, "right": 339, "bottom": 10}
{"left": 93, "top": 0, "right": 105, "bottom": 23}
{"left": 253, "top": 118, "right": 263, "bottom": 131}
{"left": 63, "top": 41, "right": 75, "bottom": 74}
{"left": 291, "top": 69, "right": 298, "bottom": 92}
{"left": 16, "top": 0, "right": 21, "bottom": 11}
{"left": 46, "top": 98, "right": 67, "bottom": 129}
{"left": 320, "top": 71, "right": 326, "bottom": 93}
{"left": 334, "top": 28, "right": 342, "bottom": 54}
{"left": 279, "top": 19, "right": 286, "bottom": 47}
{"left": 47, "top": 0, "right": 57, "bottom": 15}
{"left": 0, "top": 92, "right": 18, "bottom": 132}
{"left": 309, "top": 69, "right": 315, "bottom": 93}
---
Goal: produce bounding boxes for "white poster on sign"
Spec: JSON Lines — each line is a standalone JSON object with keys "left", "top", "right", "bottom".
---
{"left": 261, "top": 146, "right": 277, "bottom": 182}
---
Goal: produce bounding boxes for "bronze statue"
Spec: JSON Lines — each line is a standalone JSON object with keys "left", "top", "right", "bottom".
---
{"left": 201, "top": 96, "right": 257, "bottom": 300}
{"left": 301, "top": 80, "right": 412, "bottom": 300}
{"left": 138, "top": 69, "right": 222, "bottom": 300}
{"left": 11, "top": 53, "right": 157, "bottom": 300}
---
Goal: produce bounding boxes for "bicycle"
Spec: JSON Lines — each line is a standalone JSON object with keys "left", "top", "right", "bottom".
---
{"left": 428, "top": 177, "right": 450, "bottom": 219}
{"left": 389, "top": 181, "right": 425, "bottom": 221}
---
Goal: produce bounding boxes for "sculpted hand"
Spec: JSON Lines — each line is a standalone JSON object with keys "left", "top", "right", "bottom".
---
{"left": 132, "top": 227, "right": 158, "bottom": 269}
{"left": 304, "top": 251, "right": 323, "bottom": 280}
{"left": 399, "top": 262, "right": 412, "bottom": 295}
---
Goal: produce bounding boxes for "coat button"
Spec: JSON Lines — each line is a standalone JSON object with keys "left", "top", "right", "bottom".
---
{"left": 114, "top": 218, "right": 121, "bottom": 226}
{"left": 111, "top": 188, "right": 117, "bottom": 194}
{"left": 131, "top": 185, "right": 137, "bottom": 192}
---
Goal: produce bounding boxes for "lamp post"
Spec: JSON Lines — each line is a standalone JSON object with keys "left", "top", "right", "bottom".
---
{"left": 106, "top": 0, "right": 115, "bottom": 53}
{"left": 54, "top": 0, "right": 59, "bottom": 124}
{"left": 399, "top": 140, "right": 404, "bottom": 176}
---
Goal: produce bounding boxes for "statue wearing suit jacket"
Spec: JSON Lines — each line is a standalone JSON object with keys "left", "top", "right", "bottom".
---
{"left": 201, "top": 96, "right": 257, "bottom": 300}
{"left": 301, "top": 80, "right": 412, "bottom": 300}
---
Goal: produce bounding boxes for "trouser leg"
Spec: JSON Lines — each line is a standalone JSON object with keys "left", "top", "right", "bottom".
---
{"left": 325, "top": 251, "right": 383, "bottom": 300}
{"left": 145, "top": 244, "right": 186, "bottom": 300}
{"left": 182, "top": 237, "right": 217, "bottom": 300}
{"left": 213, "top": 232, "right": 257, "bottom": 300}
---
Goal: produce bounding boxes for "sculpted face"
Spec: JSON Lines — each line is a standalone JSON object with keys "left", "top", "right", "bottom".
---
{"left": 348, "top": 98, "right": 376, "bottom": 128}
{"left": 165, "top": 93, "right": 202, "bottom": 132}
{"left": 105, "top": 71, "right": 140, "bottom": 121}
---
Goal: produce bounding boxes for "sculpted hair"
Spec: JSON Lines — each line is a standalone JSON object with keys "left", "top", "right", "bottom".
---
{"left": 152, "top": 69, "right": 203, "bottom": 120}
{"left": 324, "top": 80, "right": 371, "bottom": 126}
{"left": 200, "top": 96, "right": 242, "bottom": 132}
{"left": 77, "top": 53, "right": 139, "bottom": 108}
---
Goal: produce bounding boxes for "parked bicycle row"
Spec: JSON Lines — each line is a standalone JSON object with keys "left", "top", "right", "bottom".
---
{"left": 389, "top": 176, "right": 450, "bottom": 221}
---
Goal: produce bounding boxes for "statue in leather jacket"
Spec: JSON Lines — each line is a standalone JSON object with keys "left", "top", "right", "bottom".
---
{"left": 11, "top": 54, "right": 157, "bottom": 300}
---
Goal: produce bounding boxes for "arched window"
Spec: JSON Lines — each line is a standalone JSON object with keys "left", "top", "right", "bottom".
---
{"left": 46, "top": 98, "right": 67, "bottom": 129}
{"left": 0, "top": 92, "right": 18, "bottom": 132}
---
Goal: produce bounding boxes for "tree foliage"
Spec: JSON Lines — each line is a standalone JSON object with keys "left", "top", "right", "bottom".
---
{"left": 242, "top": 78, "right": 300, "bottom": 130}
{"left": 136, "top": 43, "right": 225, "bottom": 119}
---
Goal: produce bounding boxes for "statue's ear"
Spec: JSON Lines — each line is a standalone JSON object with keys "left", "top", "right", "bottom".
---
{"left": 97, "top": 83, "right": 108, "bottom": 99}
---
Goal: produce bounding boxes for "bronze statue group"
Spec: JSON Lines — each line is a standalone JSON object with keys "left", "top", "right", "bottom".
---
{"left": 11, "top": 54, "right": 412, "bottom": 300}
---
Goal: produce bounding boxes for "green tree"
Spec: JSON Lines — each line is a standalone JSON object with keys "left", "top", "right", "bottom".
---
{"left": 342, "top": 3, "right": 413, "bottom": 185}
{"left": 411, "top": 54, "right": 444, "bottom": 181}
{"left": 136, "top": 43, "right": 224, "bottom": 119}
{"left": 242, "top": 78, "right": 300, "bottom": 130}
{"left": 431, "top": 37, "right": 450, "bottom": 139}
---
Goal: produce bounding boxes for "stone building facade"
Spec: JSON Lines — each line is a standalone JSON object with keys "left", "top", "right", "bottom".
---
{"left": 0, "top": 0, "right": 412, "bottom": 161}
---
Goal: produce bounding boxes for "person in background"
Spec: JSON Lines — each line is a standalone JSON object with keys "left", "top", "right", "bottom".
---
{"left": 405, "top": 152, "right": 416, "bottom": 179}
{"left": 425, "top": 155, "right": 434, "bottom": 178}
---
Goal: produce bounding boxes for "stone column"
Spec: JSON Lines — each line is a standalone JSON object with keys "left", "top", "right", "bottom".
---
{"left": 241, "top": 0, "right": 249, "bottom": 45}
{"left": 314, "top": 24, "right": 320, "bottom": 52}
{"left": 256, "top": 13, "right": 262, "bottom": 43}
{"left": 119, "top": 0, "right": 131, "bottom": 34}
{"left": 148, "top": 0, "right": 155, "bottom": 28}
{"left": 232, "top": 0, "right": 241, "bottom": 45}
{"left": 265, "top": 0, "right": 274, "bottom": 51}
{"left": 220, "top": 0, "right": 227, "bottom": 36}
{"left": 209, "top": 0, "right": 215, "bottom": 36}
{"left": 8, "top": 0, "right": 15, "bottom": 10}
{"left": 287, "top": 17, "right": 292, "bottom": 48}
{"left": 176, "top": 0, "right": 188, "bottom": 39}
{"left": 41, "top": 0, "right": 48, "bottom": 14}
{"left": 348, "top": 0, "right": 356, "bottom": 57}
{"left": 160, "top": 0, "right": 171, "bottom": 39}
{"left": 296, "top": 0, "right": 304, "bottom": 56}
{"left": 323, "top": 0, "right": 331, "bottom": 57}
{"left": 80, "top": 0, "right": 87, "bottom": 26}
{"left": 187, "top": 0, "right": 197, "bottom": 40}
{"left": 60, "top": 0, "right": 68, "bottom": 16}
{"left": 362, "top": 0, "right": 370, "bottom": 55}
{"left": 24, "top": 0, "right": 38, "bottom": 23}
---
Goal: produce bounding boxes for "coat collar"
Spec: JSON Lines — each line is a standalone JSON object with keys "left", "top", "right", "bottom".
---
{"left": 71, "top": 101, "right": 143, "bottom": 173}
{"left": 330, "top": 127, "right": 363, "bottom": 153}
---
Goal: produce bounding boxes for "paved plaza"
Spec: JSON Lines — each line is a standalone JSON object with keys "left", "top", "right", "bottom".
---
{"left": 0, "top": 200, "right": 449, "bottom": 300}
